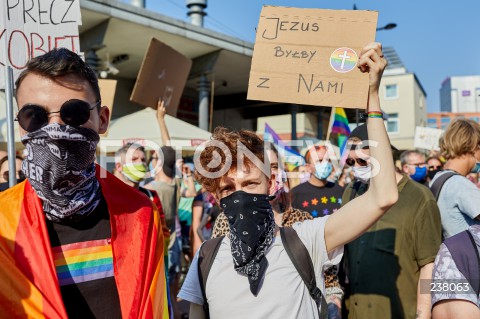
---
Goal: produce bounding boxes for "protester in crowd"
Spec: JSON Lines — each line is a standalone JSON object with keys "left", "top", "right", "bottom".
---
{"left": 113, "top": 143, "right": 170, "bottom": 248}
{"left": 431, "top": 224, "right": 480, "bottom": 318}
{"left": 426, "top": 156, "right": 444, "bottom": 182}
{"left": 210, "top": 142, "right": 345, "bottom": 317}
{"left": 145, "top": 100, "right": 198, "bottom": 319}
{"left": 429, "top": 118, "right": 480, "bottom": 239}
{"left": 290, "top": 144, "right": 344, "bottom": 218}
{"left": 179, "top": 42, "right": 398, "bottom": 318}
{"left": 0, "top": 155, "right": 25, "bottom": 191}
{"left": 178, "top": 162, "right": 202, "bottom": 255}
{"left": 401, "top": 150, "right": 428, "bottom": 184}
{"left": 340, "top": 124, "right": 442, "bottom": 319}
{"left": 0, "top": 48, "right": 167, "bottom": 318}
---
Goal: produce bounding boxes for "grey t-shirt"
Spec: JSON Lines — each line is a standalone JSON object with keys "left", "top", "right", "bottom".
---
{"left": 149, "top": 180, "right": 177, "bottom": 232}
{"left": 178, "top": 216, "right": 343, "bottom": 319}
{"left": 430, "top": 170, "right": 480, "bottom": 239}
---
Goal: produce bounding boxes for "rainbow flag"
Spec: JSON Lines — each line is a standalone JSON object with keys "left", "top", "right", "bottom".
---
{"left": 0, "top": 166, "right": 169, "bottom": 319}
{"left": 330, "top": 107, "right": 351, "bottom": 154}
{"left": 264, "top": 123, "right": 305, "bottom": 171}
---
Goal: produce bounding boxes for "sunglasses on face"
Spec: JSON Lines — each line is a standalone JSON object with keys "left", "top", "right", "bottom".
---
{"left": 3, "top": 170, "right": 25, "bottom": 182}
{"left": 346, "top": 157, "right": 368, "bottom": 167}
{"left": 428, "top": 165, "right": 442, "bottom": 171}
{"left": 15, "top": 99, "right": 101, "bottom": 132}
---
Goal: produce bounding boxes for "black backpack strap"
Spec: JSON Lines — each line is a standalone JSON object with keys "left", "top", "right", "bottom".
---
{"left": 197, "top": 236, "right": 224, "bottom": 318}
{"left": 280, "top": 227, "right": 328, "bottom": 318}
{"left": 444, "top": 230, "right": 480, "bottom": 296}
{"left": 430, "top": 171, "right": 457, "bottom": 200}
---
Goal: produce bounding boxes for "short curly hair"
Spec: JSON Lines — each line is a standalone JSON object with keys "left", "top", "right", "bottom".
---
{"left": 440, "top": 119, "right": 480, "bottom": 160}
{"left": 194, "top": 127, "right": 267, "bottom": 193}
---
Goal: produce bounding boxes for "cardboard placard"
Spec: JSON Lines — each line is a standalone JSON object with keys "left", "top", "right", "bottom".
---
{"left": 98, "top": 79, "right": 117, "bottom": 137}
{"left": 248, "top": 6, "right": 378, "bottom": 109}
{"left": 0, "top": 0, "right": 82, "bottom": 89}
{"left": 130, "top": 38, "right": 192, "bottom": 116}
{"left": 414, "top": 126, "right": 444, "bottom": 151}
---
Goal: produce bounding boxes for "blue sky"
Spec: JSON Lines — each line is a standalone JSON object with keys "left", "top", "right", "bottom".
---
{"left": 146, "top": 0, "right": 480, "bottom": 113}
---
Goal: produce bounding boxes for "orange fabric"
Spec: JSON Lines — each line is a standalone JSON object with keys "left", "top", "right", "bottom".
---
{"left": 0, "top": 165, "right": 167, "bottom": 318}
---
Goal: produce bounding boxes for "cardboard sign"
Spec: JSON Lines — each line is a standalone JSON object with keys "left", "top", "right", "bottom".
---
{"left": 98, "top": 79, "right": 117, "bottom": 137}
{"left": 0, "top": 0, "right": 82, "bottom": 88}
{"left": 130, "top": 38, "right": 192, "bottom": 116}
{"left": 414, "top": 126, "right": 444, "bottom": 151}
{"left": 248, "top": 6, "right": 378, "bottom": 109}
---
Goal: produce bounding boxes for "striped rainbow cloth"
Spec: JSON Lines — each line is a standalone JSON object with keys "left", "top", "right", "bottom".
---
{"left": 53, "top": 239, "right": 114, "bottom": 287}
{"left": 330, "top": 107, "right": 351, "bottom": 160}
{"left": 0, "top": 165, "right": 169, "bottom": 318}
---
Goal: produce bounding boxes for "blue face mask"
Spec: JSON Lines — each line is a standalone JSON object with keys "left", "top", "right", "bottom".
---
{"left": 410, "top": 166, "right": 427, "bottom": 182}
{"left": 471, "top": 162, "right": 480, "bottom": 174}
{"left": 314, "top": 162, "right": 333, "bottom": 180}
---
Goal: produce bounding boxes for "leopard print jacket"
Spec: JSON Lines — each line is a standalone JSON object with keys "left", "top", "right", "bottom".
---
{"left": 211, "top": 209, "right": 343, "bottom": 300}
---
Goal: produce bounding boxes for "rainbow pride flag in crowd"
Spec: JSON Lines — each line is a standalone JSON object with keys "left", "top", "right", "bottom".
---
{"left": 330, "top": 107, "right": 351, "bottom": 154}
{"left": 264, "top": 123, "right": 305, "bottom": 171}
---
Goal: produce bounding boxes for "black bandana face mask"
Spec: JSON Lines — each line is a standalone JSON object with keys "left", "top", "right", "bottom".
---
{"left": 21, "top": 123, "right": 102, "bottom": 222}
{"left": 220, "top": 191, "right": 276, "bottom": 296}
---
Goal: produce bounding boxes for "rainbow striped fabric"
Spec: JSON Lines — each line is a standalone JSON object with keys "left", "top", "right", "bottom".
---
{"left": 331, "top": 107, "right": 351, "bottom": 155}
{"left": 53, "top": 239, "right": 114, "bottom": 286}
{"left": 264, "top": 123, "right": 305, "bottom": 171}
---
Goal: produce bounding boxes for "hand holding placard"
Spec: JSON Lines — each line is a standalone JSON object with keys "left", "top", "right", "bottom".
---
{"left": 247, "top": 6, "right": 378, "bottom": 109}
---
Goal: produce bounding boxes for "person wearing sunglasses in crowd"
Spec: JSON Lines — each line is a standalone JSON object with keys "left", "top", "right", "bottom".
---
{"left": 0, "top": 49, "right": 167, "bottom": 318}
{"left": 339, "top": 124, "right": 442, "bottom": 319}
{"left": 0, "top": 155, "right": 25, "bottom": 192}
{"left": 400, "top": 150, "right": 429, "bottom": 184}
{"left": 426, "top": 156, "right": 444, "bottom": 183}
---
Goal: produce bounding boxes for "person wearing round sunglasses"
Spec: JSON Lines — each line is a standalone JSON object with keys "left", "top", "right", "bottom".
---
{"left": 0, "top": 49, "right": 167, "bottom": 318}
{"left": 340, "top": 124, "right": 441, "bottom": 319}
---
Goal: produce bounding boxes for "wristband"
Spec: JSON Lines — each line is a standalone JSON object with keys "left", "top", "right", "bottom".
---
{"left": 367, "top": 111, "right": 384, "bottom": 119}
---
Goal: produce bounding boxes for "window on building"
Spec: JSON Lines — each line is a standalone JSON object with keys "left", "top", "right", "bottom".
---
{"left": 385, "top": 84, "right": 398, "bottom": 99}
{"left": 386, "top": 113, "right": 399, "bottom": 134}
{"left": 427, "top": 118, "right": 438, "bottom": 128}
{"left": 441, "top": 117, "right": 451, "bottom": 130}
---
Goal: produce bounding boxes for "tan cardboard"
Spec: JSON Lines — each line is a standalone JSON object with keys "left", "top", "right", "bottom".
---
{"left": 130, "top": 38, "right": 192, "bottom": 116}
{"left": 248, "top": 6, "right": 378, "bottom": 109}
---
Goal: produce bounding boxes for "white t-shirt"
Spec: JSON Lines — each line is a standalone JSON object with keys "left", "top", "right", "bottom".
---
{"left": 178, "top": 216, "right": 343, "bottom": 319}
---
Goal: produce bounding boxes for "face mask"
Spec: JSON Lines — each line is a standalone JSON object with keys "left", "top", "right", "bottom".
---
{"left": 299, "top": 171, "right": 311, "bottom": 184}
{"left": 353, "top": 165, "right": 372, "bottom": 183}
{"left": 314, "top": 161, "right": 333, "bottom": 180}
{"left": 122, "top": 163, "right": 147, "bottom": 183}
{"left": 220, "top": 191, "right": 276, "bottom": 296}
{"left": 427, "top": 169, "right": 441, "bottom": 180}
{"left": 471, "top": 162, "right": 480, "bottom": 174}
{"left": 21, "top": 123, "right": 102, "bottom": 222}
{"left": 410, "top": 166, "right": 427, "bottom": 182}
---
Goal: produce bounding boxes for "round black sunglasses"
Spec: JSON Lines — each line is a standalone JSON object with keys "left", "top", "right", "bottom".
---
{"left": 15, "top": 99, "right": 101, "bottom": 132}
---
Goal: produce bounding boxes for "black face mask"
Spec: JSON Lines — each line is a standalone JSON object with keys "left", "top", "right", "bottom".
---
{"left": 428, "top": 169, "right": 441, "bottom": 180}
{"left": 220, "top": 191, "right": 276, "bottom": 296}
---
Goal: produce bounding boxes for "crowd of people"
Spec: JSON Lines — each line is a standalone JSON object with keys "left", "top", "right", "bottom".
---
{"left": 1, "top": 42, "right": 479, "bottom": 319}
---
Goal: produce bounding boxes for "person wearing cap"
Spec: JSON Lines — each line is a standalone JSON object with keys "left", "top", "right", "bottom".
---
{"left": 340, "top": 123, "right": 442, "bottom": 319}
{"left": 290, "top": 144, "right": 344, "bottom": 218}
